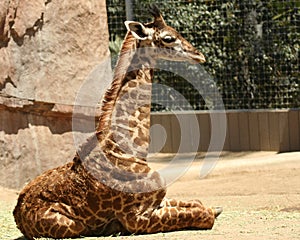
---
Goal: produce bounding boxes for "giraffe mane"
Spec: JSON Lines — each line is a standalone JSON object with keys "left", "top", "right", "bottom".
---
{"left": 96, "top": 31, "right": 137, "bottom": 133}
{"left": 96, "top": 5, "right": 165, "bottom": 133}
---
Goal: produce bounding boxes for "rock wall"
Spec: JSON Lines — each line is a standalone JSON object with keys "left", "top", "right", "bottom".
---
{"left": 0, "top": 0, "right": 110, "bottom": 103}
{"left": 0, "top": 0, "right": 111, "bottom": 189}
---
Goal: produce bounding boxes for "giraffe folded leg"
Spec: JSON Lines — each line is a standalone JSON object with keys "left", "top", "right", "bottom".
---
{"left": 118, "top": 203, "right": 216, "bottom": 234}
{"left": 161, "top": 198, "right": 223, "bottom": 218}
{"left": 15, "top": 203, "right": 87, "bottom": 239}
{"left": 161, "top": 198, "right": 203, "bottom": 207}
{"left": 212, "top": 206, "right": 223, "bottom": 218}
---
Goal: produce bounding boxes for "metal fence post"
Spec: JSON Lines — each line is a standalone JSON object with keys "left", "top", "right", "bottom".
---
{"left": 125, "top": 0, "right": 134, "bottom": 20}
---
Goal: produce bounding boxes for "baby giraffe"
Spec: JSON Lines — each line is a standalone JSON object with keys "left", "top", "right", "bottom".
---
{"left": 14, "top": 5, "right": 222, "bottom": 239}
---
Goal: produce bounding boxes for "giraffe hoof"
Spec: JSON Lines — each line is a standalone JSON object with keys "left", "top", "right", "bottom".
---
{"left": 212, "top": 207, "right": 223, "bottom": 218}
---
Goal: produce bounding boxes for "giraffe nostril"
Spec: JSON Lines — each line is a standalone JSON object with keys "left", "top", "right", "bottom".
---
{"left": 187, "top": 51, "right": 206, "bottom": 64}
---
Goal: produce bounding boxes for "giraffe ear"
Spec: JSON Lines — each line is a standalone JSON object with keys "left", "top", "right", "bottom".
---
{"left": 125, "top": 21, "right": 150, "bottom": 40}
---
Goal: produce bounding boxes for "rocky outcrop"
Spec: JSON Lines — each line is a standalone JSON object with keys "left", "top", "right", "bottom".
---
{"left": 0, "top": 0, "right": 110, "bottom": 103}
{"left": 0, "top": 0, "right": 111, "bottom": 189}
{"left": 0, "top": 94, "right": 99, "bottom": 189}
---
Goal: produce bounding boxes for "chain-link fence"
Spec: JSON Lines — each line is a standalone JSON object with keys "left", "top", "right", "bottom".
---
{"left": 106, "top": 0, "right": 299, "bottom": 111}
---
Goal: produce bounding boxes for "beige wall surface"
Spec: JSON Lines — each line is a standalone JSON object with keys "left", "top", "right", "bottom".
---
{"left": 149, "top": 110, "right": 300, "bottom": 153}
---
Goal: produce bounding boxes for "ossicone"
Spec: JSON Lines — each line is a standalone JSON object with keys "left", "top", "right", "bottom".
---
{"left": 148, "top": 4, "right": 166, "bottom": 28}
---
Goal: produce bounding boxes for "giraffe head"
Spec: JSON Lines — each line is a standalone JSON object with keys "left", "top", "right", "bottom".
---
{"left": 124, "top": 5, "right": 205, "bottom": 64}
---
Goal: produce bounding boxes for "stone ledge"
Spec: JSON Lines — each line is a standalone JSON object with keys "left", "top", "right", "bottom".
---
{"left": 0, "top": 94, "right": 101, "bottom": 119}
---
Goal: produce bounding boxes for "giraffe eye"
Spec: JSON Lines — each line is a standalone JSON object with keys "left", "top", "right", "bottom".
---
{"left": 162, "top": 36, "right": 176, "bottom": 44}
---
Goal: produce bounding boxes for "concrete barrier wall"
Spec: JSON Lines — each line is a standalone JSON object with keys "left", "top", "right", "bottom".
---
{"left": 149, "top": 109, "right": 300, "bottom": 153}
{"left": 1, "top": 102, "right": 299, "bottom": 189}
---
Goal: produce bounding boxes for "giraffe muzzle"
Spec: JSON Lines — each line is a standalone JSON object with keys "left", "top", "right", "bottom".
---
{"left": 187, "top": 51, "right": 206, "bottom": 64}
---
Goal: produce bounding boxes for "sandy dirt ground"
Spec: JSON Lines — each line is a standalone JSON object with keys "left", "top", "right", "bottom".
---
{"left": 1, "top": 151, "right": 299, "bottom": 240}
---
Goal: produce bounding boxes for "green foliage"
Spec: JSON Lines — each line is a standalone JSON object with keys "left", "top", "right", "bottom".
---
{"left": 109, "top": 35, "right": 123, "bottom": 67}
{"left": 106, "top": 0, "right": 299, "bottom": 110}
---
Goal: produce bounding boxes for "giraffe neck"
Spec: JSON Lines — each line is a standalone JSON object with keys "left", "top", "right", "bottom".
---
{"left": 94, "top": 32, "right": 154, "bottom": 170}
